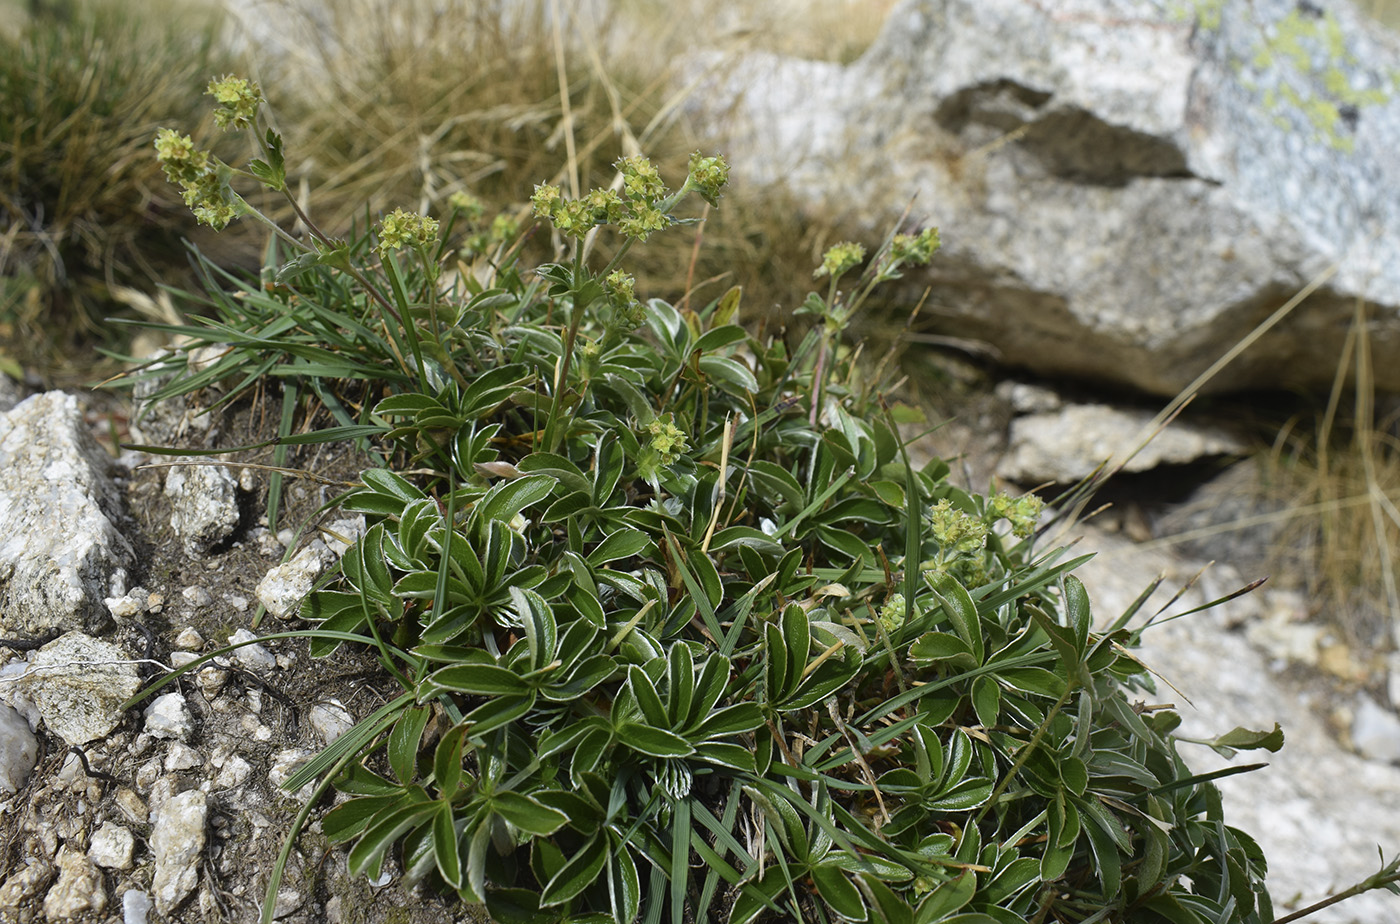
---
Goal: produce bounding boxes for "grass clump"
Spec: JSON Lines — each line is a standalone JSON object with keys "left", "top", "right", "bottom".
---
{"left": 122, "top": 76, "right": 1400, "bottom": 924}
{"left": 0, "top": 0, "right": 239, "bottom": 380}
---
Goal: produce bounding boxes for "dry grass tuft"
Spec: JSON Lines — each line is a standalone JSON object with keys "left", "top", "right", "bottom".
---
{"left": 0, "top": 0, "right": 239, "bottom": 382}
{"left": 1264, "top": 298, "right": 1400, "bottom": 651}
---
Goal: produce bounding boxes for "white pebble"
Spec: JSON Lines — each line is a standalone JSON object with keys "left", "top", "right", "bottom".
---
{"left": 143, "top": 693, "right": 193, "bottom": 741}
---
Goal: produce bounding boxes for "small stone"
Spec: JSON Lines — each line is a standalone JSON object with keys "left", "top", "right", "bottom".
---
{"left": 122, "top": 889, "right": 153, "bottom": 924}
{"left": 170, "top": 652, "right": 200, "bottom": 669}
{"left": 997, "top": 403, "right": 1244, "bottom": 485}
{"left": 228, "top": 629, "right": 275, "bottom": 672}
{"left": 114, "top": 788, "right": 148, "bottom": 825}
{"left": 268, "top": 748, "right": 315, "bottom": 799}
{"left": 0, "top": 703, "right": 38, "bottom": 793}
{"left": 135, "top": 757, "right": 162, "bottom": 793}
{"left": 227, "top": 595, "right": 249, "bottom": 612}
{"left": 180, "top": 586, "right": 212, "bottom": 609}
{"left": 55, "top": 750, "right": 86, "bottom": 789}
{"left": 0, "top": 860, "right": 53, "bottom": 911}
{"left": 256, "top": 543, "right": 333, "bottom": 619}
{"left": 43, "top": 845, "right": 106, "bottom": 919}
{"left": 143, "top": 693, "right": 193, "bottom": 741}
{"left": 319, "top": 516, "right": 366, "bottom": 555}
{"left": 165, "top": 463, "right": 241, "bottom": 556}
{"left": 174, "top": 627, "right": 205, "bottom": 650}
{"left": 0, "top": 392, "right": 135, "bottom": 637}
{"left": 273, "top": 887, "right": 304, "bottom": 918}
{"left": 23, "top": 633, "right": 141, "bottom": 747}
{"left": 196, "top": 666, "right": 229, "bottom": 698}
{"left": 308, "top": 701, "right": 355, "bottom": 747}
{"left": 164, "top": 743, "right": 203, "bottom": 772}
{"left": 150, "top": 790, "right": 207, "bottom": 915}
{"left": 104, "top": 587, "right": 151, "bottom": 619}
{"left": 214, "top": 756, "right": 252, "bottom": 790}
{"left": 88, "top": 822, "right": 135, "bottom": 870}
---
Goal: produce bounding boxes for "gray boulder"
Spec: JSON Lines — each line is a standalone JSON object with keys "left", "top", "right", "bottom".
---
{"left": 0, "top": 392, "right": 134, "bottom": 635}
{"left": 689, "top": 0, "right": 1400, "bottom": 395}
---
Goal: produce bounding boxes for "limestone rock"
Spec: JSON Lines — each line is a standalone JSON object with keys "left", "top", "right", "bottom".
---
{"left": 150, "top": 789, "right": 206, "bottom": 915}
{"left": 0, "top": 703, "right": 38, "bottom": 793}
{"left": 309, "top": 700, "right": 355, "bottom": 747}
{"left": 21, "top": 632, "right": 141, "bottom": 747}
{"left": 122, "top": 889, "right": 153, "bottom": 924}
{"left": 0, "top": 860, "right": 52, "bottom": 913}
{"left": 164, "top": 463, "right": 241, "bottom": 556}
{"left": 256, "top": 543, "right": 334, "bottom": 619}
{"left": 690, "top": 0, "right": 1400, "bottom": 396}
{"left": 143, "top": 692, "right": 193, "bottom": 741}
{"left": 997, "top": 403, "right": 1243, "bottom": 484}
{"left": 88, "top": 821, "right": 136, "bottom": 871}
{"left": 227, "top": 628, "right": 277, "bottom": 672}
{"left": 256, "top": 516, "right": 366, "bottom": 619}
{"left": 42, "top": 845, "right": 105, "bottom": 919}
{"left": 0, "top": 392, "right": 134, "bottom": 635}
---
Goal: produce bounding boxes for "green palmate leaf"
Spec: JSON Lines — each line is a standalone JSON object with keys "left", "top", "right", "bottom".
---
{"left": 478, "top": 473, "right": 557, "bottom": 524}
{"left": 587, "top": 528, "right": 651, "bottom": 565}
{"left": 389, "top": 706, "right": 432, "bottom": 785}
{"left": 433, "top": 725, "right": 468, "bottom": 795}
{"left": 912, "top": 871, "right": 976, "bottom": 922}
{"left": 928, "top": 573, "right": 983, "bottom": 664}
{"left": 512, "top": 586, "right": 558, "bottom": 672}
{"left": 322, "top": 794, "right": 403, "bottom": 844}
{"left": 540, "top": 835, "right": 608, "bottom": 907}
{"left": 462, "top": 693, "right": 536, "bottom": 736}
{"left": 608, "top": 832, "right": 641, "bottom": 924}
{"left": 698, "top": 354, "right": 759, "bottom": 396}
{"left": 812, "top": 864, "right": 868, "bottom": 922}
{"left": 491, "top": 791, "right": 569, "bottom": 837}
{"left": 346, "top": 788, "right": 437, "bottom": 880}
{"left": 433, "top": 802, "right": 464, "bottom": 890}
{"left": 616, "top": 722, "right": 694, "bottom": 758}
{"left": 908, "top": 632, "right": 978, "bottom": 671}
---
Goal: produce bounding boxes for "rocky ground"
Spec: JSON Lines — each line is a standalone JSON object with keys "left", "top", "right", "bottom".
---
{"left": 0, "top": 366, "right": 1398, "bottom": 924}
{"left": 0, "top": 377, "right": 481, "bottom": 924}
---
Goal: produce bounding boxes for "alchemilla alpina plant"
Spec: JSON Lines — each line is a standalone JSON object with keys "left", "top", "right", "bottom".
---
{"left": 127, "top": 76, "right": 1400, "bottom": 924}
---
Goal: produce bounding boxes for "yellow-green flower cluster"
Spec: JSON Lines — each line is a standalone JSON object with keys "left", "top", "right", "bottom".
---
{"left": 877, "top": 593, "right": 905, "bottom": 635}
{"left": 987, "top": 491, "right": 1045, "bottom": 538}
{"left": 531, "top": 155, "right": 690, "bottom": 242}
{"left": 618, "top": 204, "right": 669, "bottom": 242}
{"left": 606, "top": 270, "right": 646, "bottom": 329}
{"left": 154, "top": 128, "right": 242, "bottom": 230}
{"left": 619, "top": 155, "right": 666, "bottom": 202}
{"left": 448, "top": 191, "right": 486, "bottom": 221}
{"left": 686, "top": 151, "right": 730, "bottom": 206}
{"left": 646, "top": 414, "right": 688, "bottom": 466}
{"left": 889, "top": 227, "right": 941, "bottom": 265}
{"left": 815, "top": 242, "right": 866, "bottom": 280}
{"left": 206, "top": 75, "right": 263, "bottom": 132}
{"left": 376, "top": 208, "right": 439, "bottom": 258}
{"left": 929, "top": 498, "right": 988, "bottom": 554}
